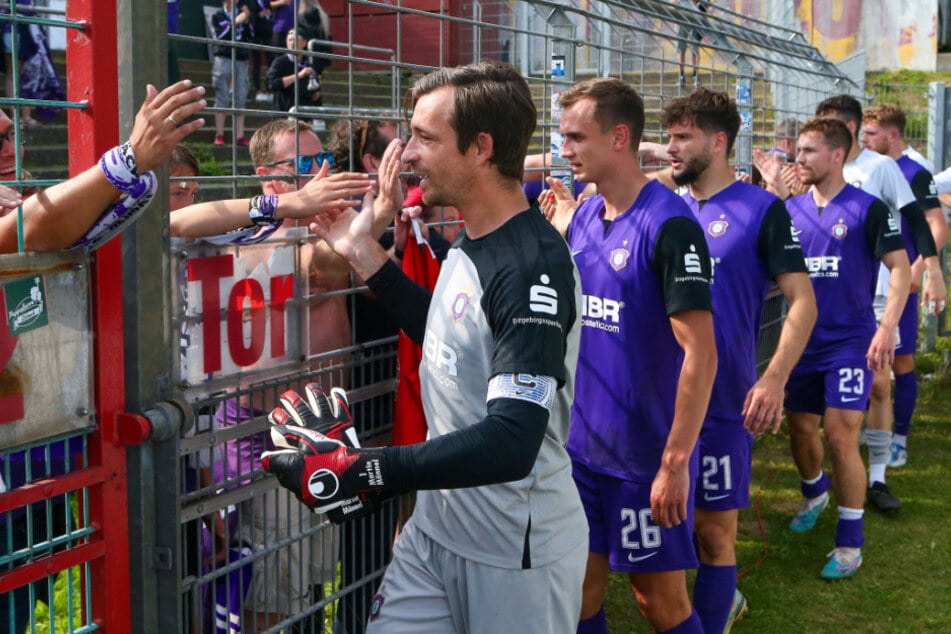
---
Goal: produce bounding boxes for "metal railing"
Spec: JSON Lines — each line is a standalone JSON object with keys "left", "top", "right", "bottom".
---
{"left": 0, "top": 1, "right": 890, "bottom": 632}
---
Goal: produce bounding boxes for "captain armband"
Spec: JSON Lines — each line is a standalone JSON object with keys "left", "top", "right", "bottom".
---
{"left": 487, "top": 373, "right": 556, "bottom": 411}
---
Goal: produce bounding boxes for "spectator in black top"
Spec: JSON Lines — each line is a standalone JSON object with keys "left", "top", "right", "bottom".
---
{"left": 211, "top": 0, "right": 253, "bottom": 146}
{"left": 266, "top": 28, "right": 324, "bottom": 113}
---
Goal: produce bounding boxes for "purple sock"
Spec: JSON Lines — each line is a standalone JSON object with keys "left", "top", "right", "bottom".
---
{"left": 835, "top": 517, "right": 864, "bottom": 548}
{"left": 800, "top": 471, "right": 830, "bottom": 499}
{"left": 577, "top": 606, "right": 607, "bottom": 634}
{"left": 693, "top": 564, "right": 736, "bottom": 634}
{"left": 659, "top": 608, "right": 703, "bottom": 633}
{"left": 893, "top": 370, "right": 917, "bottom": 438}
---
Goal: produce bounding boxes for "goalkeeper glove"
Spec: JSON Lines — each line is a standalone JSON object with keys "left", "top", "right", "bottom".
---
{"left": 262, "top": 386, "right": 388, "bottom": 521}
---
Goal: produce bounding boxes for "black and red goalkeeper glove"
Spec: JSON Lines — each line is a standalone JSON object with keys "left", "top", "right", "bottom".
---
{"left": 262, "top": 386, "right": 388, "bottom": 521}
{"left": 273, "top": 385, "right": 360, "bottom": 449}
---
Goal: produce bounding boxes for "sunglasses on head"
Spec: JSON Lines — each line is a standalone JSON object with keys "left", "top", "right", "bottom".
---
{"left": 265, "top": 151, "right": 334, "bottom": 173}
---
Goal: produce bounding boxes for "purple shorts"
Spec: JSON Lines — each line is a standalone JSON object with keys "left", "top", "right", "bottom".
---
{"left": 695, "top": 417, "right": 753, "bottom": 511}
{"left": 785, "top": 356, "right": 872, "bottom": 415}
{"left": 572, "top": 460, "right": 698, "bottom": 573}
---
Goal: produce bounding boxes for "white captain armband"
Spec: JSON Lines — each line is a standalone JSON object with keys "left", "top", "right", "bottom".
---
{"left": 487, "top": 373, "right": 556, "bottom": 411}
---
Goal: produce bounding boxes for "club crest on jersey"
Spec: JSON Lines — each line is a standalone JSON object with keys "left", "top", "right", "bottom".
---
{"left": 451, "top": 291, "right": 470, "bottom": 321}
{"left": 831, "top": 220, "right": 848, "bottom": 240}
{"left": 707, "top": 217, "right": 729, "bottom": 238}
{"left": 609, "top": 247, "right": 631, "bottom": 271}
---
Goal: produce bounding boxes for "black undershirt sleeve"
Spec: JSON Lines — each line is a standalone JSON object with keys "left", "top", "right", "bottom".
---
{"left": 381, "top": 397, "right": 548, "bottom": 492}
{"left": 898, "top": 200, "right": 938, "bottom": 258}
{"left": 364, "top": 258, "right": 432, "bottom": 345}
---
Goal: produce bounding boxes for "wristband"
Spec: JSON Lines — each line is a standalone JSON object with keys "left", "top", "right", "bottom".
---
{"left": 69, "top": 170, "right": 158, "bottom": 251}
{"left": 201, "top": 220, "right": 285, "bottom": 246}
{"left": 393, "top": 246, "right": 404, "bottom": 260}
{"left": 249, "top": 194, "right": 280, "bottom": 226}
{"left": 98, "top": 142, "right": 139, "bottom": 194}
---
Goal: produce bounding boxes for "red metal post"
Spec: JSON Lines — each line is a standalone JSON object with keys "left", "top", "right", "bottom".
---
{"left": 65, "top": 1, "right": 131, "bottom": 632}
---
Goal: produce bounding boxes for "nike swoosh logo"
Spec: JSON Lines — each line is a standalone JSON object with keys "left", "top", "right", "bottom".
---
{"left": 704, "top": 493, "right": 730, "bottom": 502}
{"left": 570, "top": 249, "right": 584, "bottom": 256}
{"left": 627, "top": 552, "right": 658, "bottom": 563}
{"left": 841, "top": 396, "right": 861, "bottom": 402}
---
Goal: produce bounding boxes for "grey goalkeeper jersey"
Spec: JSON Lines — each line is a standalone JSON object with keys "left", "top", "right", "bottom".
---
{"left": 414, "top": 208, "right": 587, "bottom": 569}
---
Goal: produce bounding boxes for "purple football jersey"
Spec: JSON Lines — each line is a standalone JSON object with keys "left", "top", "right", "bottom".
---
{"left": 786, "top": 185, "right": 904, "bottom": 365}
{"left": 566, "top": 180, "right": 712, "bottom": 481}
{"left": 683, "top": 181, "right": 806, "bottom": 421}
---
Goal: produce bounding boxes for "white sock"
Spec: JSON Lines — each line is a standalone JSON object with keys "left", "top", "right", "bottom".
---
{"left": 838, "top": 506, "right": 864, "bottom": 521}
{"left": 893, "top": 433, "right": 908, "bottom": 447}
{"left": 869, "top": 463, "right": 887, "bottom": 485}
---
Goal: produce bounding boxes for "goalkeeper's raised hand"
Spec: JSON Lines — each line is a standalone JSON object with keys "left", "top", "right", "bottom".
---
{"left": 273, "top": 384, "right": 360, "bottom": 449}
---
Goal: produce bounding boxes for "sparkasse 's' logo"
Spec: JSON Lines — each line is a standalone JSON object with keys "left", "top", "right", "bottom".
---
{"left": 684, "top": 244, "right": 703, "bottom": 274}
{"left": 530, "top": 274, "right": 558, "bottom": 315}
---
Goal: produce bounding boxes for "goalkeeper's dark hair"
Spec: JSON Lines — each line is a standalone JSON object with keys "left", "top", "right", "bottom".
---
{"left": 405, "top": 60, "right": 535, "bottom": 181}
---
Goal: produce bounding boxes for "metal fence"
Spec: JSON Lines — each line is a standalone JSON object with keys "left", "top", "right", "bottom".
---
{"left": 0, "top": 0, "right": 935, "bottom": 633}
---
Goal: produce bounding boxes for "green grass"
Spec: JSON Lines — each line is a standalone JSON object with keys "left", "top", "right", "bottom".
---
{"left": 605, "top": 356, "right": 951, "bottom": 633}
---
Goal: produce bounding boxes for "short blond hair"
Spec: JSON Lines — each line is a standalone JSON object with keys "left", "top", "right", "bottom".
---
{"left": 863, "top": 104, "right": 906, "bottom": 136}
{"left": 249, "top": 118, "right": 311, "bottom": 169}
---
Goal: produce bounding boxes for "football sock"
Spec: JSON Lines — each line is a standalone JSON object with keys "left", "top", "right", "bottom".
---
{"left": 892, "top": 370, "right": 917, "bottom": 438}
{"left": 576, "top": 606, "right": 607, "bottom": 634}
{"left": 893, "top": 433, "right": 908, "bottom": 447}
{"left": 693, "top": 563, "right": 736, "bottom": 634}
{"left": 835, "top": 508, "right": 864, "bottom": 548}
{"left": 800, "top": 471, "right": 829, "bottom": 499}
{"left": 659, "top": 608, "right": 702, "bottom": 633}
{"left": 867, "top": 429, "right": 891, "bottom": 484}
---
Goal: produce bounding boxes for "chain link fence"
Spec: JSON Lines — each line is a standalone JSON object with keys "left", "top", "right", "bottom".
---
{"left": 6, "top": 1, "right": 941, "bottom": 632}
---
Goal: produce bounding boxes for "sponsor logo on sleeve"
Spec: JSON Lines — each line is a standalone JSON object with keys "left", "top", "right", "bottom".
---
{"left": 529, "top": 274, "right": 558, "bottom": 315}
{"left": 673, "top": 243, "right": 710, "bottom": 285}
{"left": 886, "top": 211, "right": 901, "bottom": 234}
{"left": 513, "top": 274, "right": 567, "bottom": 331}
{"left": 684, "top": 244, "right": 703, "bottom": 274}
{"left": 790, "top": 223, "right": 802, "bottom": 243}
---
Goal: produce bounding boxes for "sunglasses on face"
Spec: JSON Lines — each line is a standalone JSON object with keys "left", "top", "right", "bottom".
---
{"left": 265, "top": 151, "right": 334, "bottom": 173}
